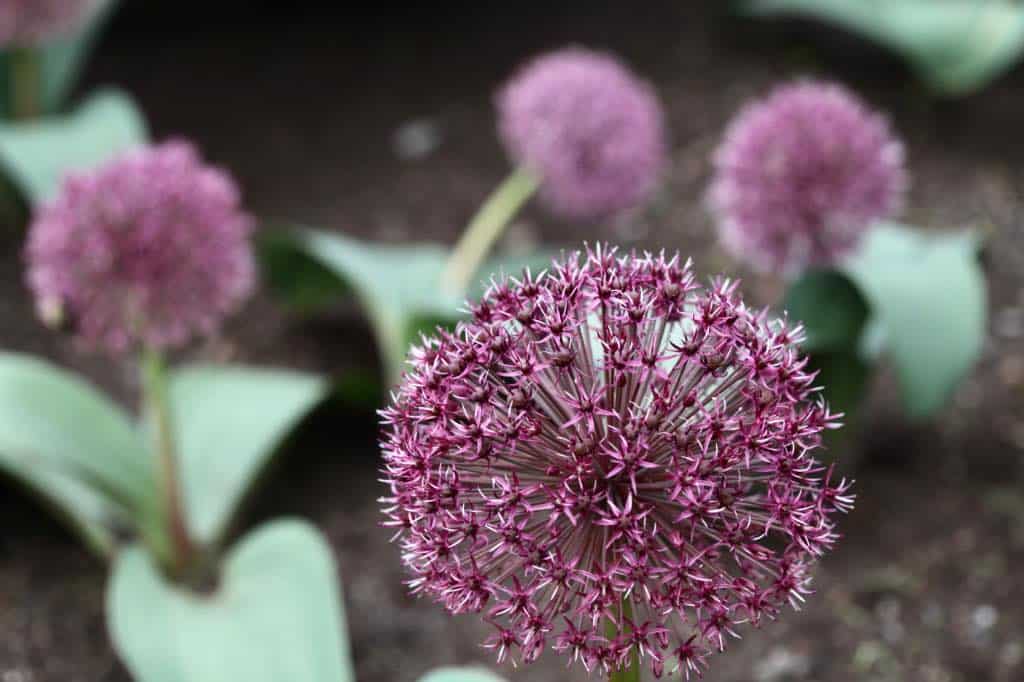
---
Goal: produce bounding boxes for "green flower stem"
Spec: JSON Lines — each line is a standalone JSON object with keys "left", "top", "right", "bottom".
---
{"left": 607, "top": 598, "right": 641, "bottom": 682}
{"left": 441, "top": 166, "right": 539, "bottom": 295}
{"left": 141, "top": 349, "right": 194, "bottom": 577}
{"left": 9, "top": 48, "right": 42, "bottom": 121}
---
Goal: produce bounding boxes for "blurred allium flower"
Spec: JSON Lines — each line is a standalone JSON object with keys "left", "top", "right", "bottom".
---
{"left": 709, "top": 80, "right": 906, "bottom": 274}
{"left": 25, "top": 141, "right": 255, "bottom": 354}
{"left": 497, "top": 48, "right": 666, "bottom": 219}
{"left": 381, "top": 246, "right": 853, "bottom": 676}
{"left": 0, "top": 0, "right": 100, "bottom": 48}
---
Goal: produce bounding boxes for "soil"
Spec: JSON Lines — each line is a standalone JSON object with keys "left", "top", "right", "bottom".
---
{"left": 1, "top": 2, "right": 1024, "bottom": 681}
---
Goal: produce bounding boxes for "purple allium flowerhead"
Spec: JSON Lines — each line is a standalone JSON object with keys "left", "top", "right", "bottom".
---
{"left": 380, "top": 245, "right": 854, "bottom": 677}
{"left": 496, "top": 48, "right": 667, "bottom": 220}
{"left": 0, "top": 0, "right": 100, "bottom": 48}
{"left": 25, "top": 141, "right": 255, "bottom": 354}
{"left": 709, "top": 80, "right": 906, "bottom": 275}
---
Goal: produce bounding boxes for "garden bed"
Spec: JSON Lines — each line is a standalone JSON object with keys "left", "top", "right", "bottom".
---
{"left": 1, "top": 2, "right": 1022, "bottom": 680}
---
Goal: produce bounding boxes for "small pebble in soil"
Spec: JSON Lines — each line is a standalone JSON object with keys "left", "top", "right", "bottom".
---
{"left": 1, "top": 671, "right": 32, "bottom": 682}
{"left": 875, "top": 597, "right": 905, "bottom": 644}
{"left": 392, "top": 118, "right": 443, "bottom": 161}
{"left": 754, "top": 646, "right": 811, "bottom": 682}
{"left": 970, "top": 604, "right": 999, "bottom": 638}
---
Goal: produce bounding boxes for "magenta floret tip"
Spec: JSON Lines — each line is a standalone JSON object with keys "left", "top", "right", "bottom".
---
{"left": 496, "top": 47, "right": 667, "bottom": 220}
{"left": 709, "top": 80, "right": 907, "bottom": 274}
{"left": 380, "top": 245, "right": 854, "bottom": 676}
{"left": 25, "top": 140, "right": 256, "bottom": 354}
{"left": 0, "top": 0, "right": 100, "bottom": 47}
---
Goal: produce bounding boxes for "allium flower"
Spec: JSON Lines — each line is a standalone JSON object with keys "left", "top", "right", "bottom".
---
{"left": 0, "top": 0, "right": 100, "bottom": 48}
{"left": 496, "top": 48, "right": 666, "bottom": 220}
{"left": 709, "top": 80, "right": 906, "bottom": 274}
{"left": 25, "top": 141, "right": 255, "bottom": 353}
{"left": 381, "top": 246, "right": 853, "bottom": 677}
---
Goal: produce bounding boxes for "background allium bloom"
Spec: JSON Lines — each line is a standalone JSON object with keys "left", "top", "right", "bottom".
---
{"left": 709, "top": 80, "right": 906, "bottom": 274}
{"left": 497, "top": 48, "right": 666, "bottom": 219}
{"left": 25, "top": 141, "right": 255, "bottom": 353}
{"left": 381, "top": 246, "right": 853, "bottom": 676}
{"left": 0, "top": 0, "right": 99, "bottom": 47}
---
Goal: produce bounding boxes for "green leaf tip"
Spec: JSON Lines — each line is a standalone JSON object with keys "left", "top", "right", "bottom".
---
{"left": 0, "top": 89, "right": 148, "bottom": 205}
{"left": 108, "top": 519, "right": 355, "bottom": 682}
{"left": 738, "top": 0, "right": 1024, "bottom": 96}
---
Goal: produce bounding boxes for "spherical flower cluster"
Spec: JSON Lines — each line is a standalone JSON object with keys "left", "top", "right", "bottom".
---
{"left": 0, "top": 0, "right": 99, "bottom": 48}
{"left": 496, "top": 48, "right": 667, "bottom": 220}
{"left": 709, "top": 80, "right": 906, "bottom": 275}
{"left": 381, "top": 246, "right": 853, "bottom": 677}
{"left": 25, "top": 141, "right": 255, "bottom": 354}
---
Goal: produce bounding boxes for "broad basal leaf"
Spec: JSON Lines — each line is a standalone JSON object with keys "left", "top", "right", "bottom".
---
{"left": 841, "top": 222, "right": 986, "bottom": 418}
{"left": 417, "top": 667, "right": 508, "bottom": 682}
{"left": 0, "top": 89, "right": 147, "bottom": 205}
{"left": 108, "top": 520, "right": 354, "bottom": 682}
{"left": 0, "top": 352, "right": 155, "bottom": 556}
{"left": 257, "top": 229, "right": 353, "bottom": 313}
{"left": 259, "top": 227, "right": 556, "bottom": 386}
{"left": 782, "top": 269, "right": 870, "bottom": 353}
{"left": 807, "top": 348, "right": 872, "bottom": 420}
{"left": 779, "top": 270, "right": 874, "bottom": 420}
{"left": 167, "top": 365, "right": 328, "bottom": 547}
{"left": 738, "top": 0, "right": 1024, "bottom": 95}
{"left": 260, "top": 228, "right": 455, "bottom": 384}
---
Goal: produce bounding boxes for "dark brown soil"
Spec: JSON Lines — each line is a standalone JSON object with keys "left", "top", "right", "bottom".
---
{"left": 1, "top": 2, "right": 1023, "bottom": 681}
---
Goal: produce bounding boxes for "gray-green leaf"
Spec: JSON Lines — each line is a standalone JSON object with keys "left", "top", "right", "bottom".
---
{"left": 259, "top": 227, "right": 556, "bottom": 386}
{"left": 782, "top": 269, "right": 870, "bottom": 353}
{"left": 40, "top": 0, "right": 121, "bottom": 112}
{"left": 738, "top": 0, "right": 1024, "bottom": 95}
{"left": 167, "top": 365, "right": 328, "bottom": 547}
{"left": 806, "top": 348, "right": 872, "bottom": 420}
{"left": 0, "top": 352, "right": 155, "bottom": 556}
{"left": 108, "top": 519, "right": 354, "bottom": 682}
{"left": 264, "top": 229, "right": 457, "bottom": 384}
{"left": 0, "top": 89, "right": 147, "bottom": 205}
{"left": 841, "top": 222, "right": 986, "bottom": 418}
